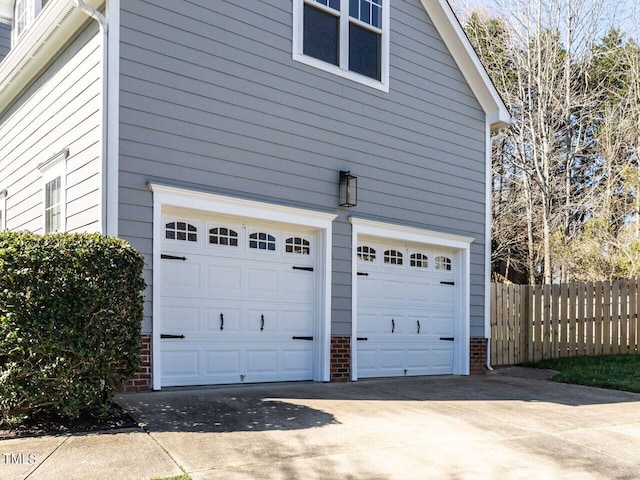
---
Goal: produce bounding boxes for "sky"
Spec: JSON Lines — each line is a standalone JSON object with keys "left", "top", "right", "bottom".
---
{"left": 452, "top": 0, "right": 639, "bottom": 42}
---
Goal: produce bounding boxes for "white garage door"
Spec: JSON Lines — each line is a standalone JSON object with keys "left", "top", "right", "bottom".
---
{"left": 357, "top": 238, "right": 456, "bottom": 378}
{"left": 159, "top": 212, "right": 318, "bottom": 387}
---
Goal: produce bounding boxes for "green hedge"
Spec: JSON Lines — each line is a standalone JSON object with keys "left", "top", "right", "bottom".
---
{"left": 0, "top": 232, "right": 146, "bottom": 426}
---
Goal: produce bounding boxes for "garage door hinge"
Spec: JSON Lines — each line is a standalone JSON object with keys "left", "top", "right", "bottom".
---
{"left": 357, "top": 272, "right": 369, "bottom": 276}
{"left": 439, "top": 337, "right": 454, "bottom": 341}
{"left": 292, "top": 266, "right": 314, "bottom": 271}
{"left": 161, "top": 334, "right": 185, "bottom": 339}
{"left": 161, "top": 254, "right": 187, "bottom": 261}
{"left": 357, "top": 337, "right": 368, "bottom": 341}
{"left": 292, "top": 336, "right": 314, "bottom": 340}
{"left": 440, "top": 281, "right": 455, "bottom": 286}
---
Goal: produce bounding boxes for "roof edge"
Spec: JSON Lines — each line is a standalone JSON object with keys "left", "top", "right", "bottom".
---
{"left": 420, "top": 0, "right": 510, "bottom": 130}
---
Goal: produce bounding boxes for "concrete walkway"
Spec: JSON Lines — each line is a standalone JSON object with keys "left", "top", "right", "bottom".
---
{"left": 2, "top": 368, "right": 640, "bottom": 479}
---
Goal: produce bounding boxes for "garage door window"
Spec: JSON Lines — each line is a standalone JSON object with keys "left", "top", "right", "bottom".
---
{"left": 209, "top": 227, "right": 238, "bottom": 246}
{"left": 410, "top": 253, "right": 428, "bottom": 268}
{"left": 357, "top": 246, "right": 376, "bottom": 262}
{"left": 250, "top": 232, "right": 276, "bottom": 251}
{"left": 435, "top": 256, "right": 452, "bottom": 271}
{"left": 384, "top": 249, "right": 403, "bottom": 265}
{"left": 286, "top": 237, "right": 310, "bottom": 254}
{"left": 166, "top": 222, "right": 197, "bottom": 242}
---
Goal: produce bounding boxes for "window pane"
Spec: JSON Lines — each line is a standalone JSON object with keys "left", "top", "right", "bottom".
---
{"left": 350, "top": 0, "right": 382, "bottom": 29}
{"left": 349, "top": 23, "right": 381, "bottom": 80}
{"left": 316, "top": 0, "right": 340, "bottom": 10}
{"left": 304, "top": 4, "right": 339, "bottom": 66}
{"left": 45, "top": 177, "right": 61, "bottom": 233}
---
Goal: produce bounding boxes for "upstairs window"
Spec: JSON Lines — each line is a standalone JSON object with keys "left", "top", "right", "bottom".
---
{"left": 12, "top": 0, "right": 48, "bottom": 46}
{"left": 293, "top": 0, "right": 389, "bottom": 91}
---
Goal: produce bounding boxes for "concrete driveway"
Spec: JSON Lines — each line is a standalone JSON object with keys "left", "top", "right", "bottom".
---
{"left": 118, "top": 367, "right": 640, "bottom": 480}
{"left": 2, "top": 368, "right": 640, "bottom": 479}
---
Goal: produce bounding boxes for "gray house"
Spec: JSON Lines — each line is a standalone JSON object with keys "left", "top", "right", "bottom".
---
{"left": 0, "top": 0, "right": 509, "bottom": 391}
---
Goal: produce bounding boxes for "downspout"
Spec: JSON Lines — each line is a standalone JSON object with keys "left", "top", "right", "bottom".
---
{"left": 485, "top": 121, "right": 494, "bottom": 372}
{"left": 75, "top": 0, "right": 108, "bottom": 234}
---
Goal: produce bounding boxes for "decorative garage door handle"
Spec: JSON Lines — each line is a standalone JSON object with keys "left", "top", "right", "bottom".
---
{"left": 161, "top": 254, "right": 187, "bottom": 261}
{"left": 220, "top": 313, "right": 224, "bottom": 331}
{"left": 440, "top": 337, "right": 455, "bottom": 341}
{"left": 391, "top": 318, "right": 395, "bottom": 333}
{"left": 357, "top": 337, "right": 368, "bottom": 341}
{"left": 161, "top": 334, "right": 185, "bottom": 339}
{"left": 292, "top": 336, "right": 314, "bottom": 340}
{"left": 292, "top": 266, "right": 314, "bottom": 271}
{"left": 357, "top": 272, "right": 369, "bottom": 276}
{"left": 417, "top": 320, "right": 420, "bottom": 334}
{"left": 260, "top": 314, "right": 265, "bottom": 331}
{"left": 440, "top": 281, "right": 455, "bottom": 286}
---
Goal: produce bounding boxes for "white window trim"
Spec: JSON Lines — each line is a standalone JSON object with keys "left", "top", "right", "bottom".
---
{"left": 11, "top": 0, "right": 44, "bottom": 47}
{"left": 0, "top": 189, "right": 6, "bottom": 230}
{"left": 38, "top": 148, "right": 68, "bottom": 233}
{"left": 349, "top": 217, "right": 473, "bottom": 379}
{"left": 148, "top": 182, "right": 337, "bottom": 390}
{"left": 292, "top": 0, "right": 390, "bottom": 92}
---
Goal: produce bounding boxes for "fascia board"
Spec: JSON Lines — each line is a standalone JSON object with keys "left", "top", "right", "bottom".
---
{"left": 420, "top": 0, "right": 510, "bottom": 131}
{"left": 0, "top": 0, "right": 104, "bottom": 115}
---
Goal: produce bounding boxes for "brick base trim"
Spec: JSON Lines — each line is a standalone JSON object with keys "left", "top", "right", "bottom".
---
{"left": 469, "top": 337, "right": 487, "bottom": 375}
{"left": 330, "top": 336, "right": 351, "bottom": 382}
{"left": 121, "top": 334, "right": 152, "bottom": 392}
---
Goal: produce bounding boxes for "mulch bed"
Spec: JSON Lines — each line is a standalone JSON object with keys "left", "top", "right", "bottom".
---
{"left": 0, "top": 404, "right": 139, "bottom": 440}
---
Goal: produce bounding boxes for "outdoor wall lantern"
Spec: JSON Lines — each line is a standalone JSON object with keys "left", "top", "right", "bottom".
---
{"left": 339, "top": 170, "right": 357, "bottom": 207}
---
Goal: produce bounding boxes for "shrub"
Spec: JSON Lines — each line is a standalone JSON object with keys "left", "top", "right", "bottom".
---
{"left": 0, "top": 232, "right": 146, "bottom": 426}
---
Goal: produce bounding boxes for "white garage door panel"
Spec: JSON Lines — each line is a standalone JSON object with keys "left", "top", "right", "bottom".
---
{"left": 357, "top": 240, "right": 456, "bottom": 379}
{"left": 162, "top": 350, "right": 199, "bottom": 377}
{"left": 205, "top": 349, "right": 242, "bottom": 375}
{"left": 160, "top": 215, "right": 317, "bottom": 387}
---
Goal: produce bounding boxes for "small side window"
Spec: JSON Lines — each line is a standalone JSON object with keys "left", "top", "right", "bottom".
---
{"left": 435, "top": 256, "right": 452, "bottom": 271}
{"left": 249, "top": 232, "right": 276, "bottom": 251}
{"left": 286, "top": 237, "right": 310, "bottom": 254}
{"left": 166, "top": 222, "right": 197, "bottom": 242}
{"left": 209, "top": 227, "right": 238, "bottom": 246}
{"left": 410, "top": 253, "right": 428, "bottom": 268}
{"left": 384, "top": 249, "right": 403, "bottom": 265}
{"left": 357, "top": 246, "right": 376, "bottom": 262}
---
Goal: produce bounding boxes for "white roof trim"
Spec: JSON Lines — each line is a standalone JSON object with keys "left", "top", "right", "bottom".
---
{"left": 0, "top": 0, "right": 104, "bottom": 115}
{"left": 420, "top": 0, "right": 510, "bottom": 131}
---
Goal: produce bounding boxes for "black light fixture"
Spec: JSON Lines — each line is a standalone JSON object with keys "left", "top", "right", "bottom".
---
{"left": 339, "top": 170, "right": 357, "bottom": 207}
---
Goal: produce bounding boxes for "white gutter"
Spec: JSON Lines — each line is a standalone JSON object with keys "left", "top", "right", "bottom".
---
{"left": 74, "top": 0, "right": 108, "bottom": 234}
{"left": 484, "top": 122, "right": 494, "bottom": 372}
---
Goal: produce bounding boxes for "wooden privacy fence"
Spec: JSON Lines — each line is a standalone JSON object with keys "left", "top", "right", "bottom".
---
{"left": 491, "top": 279, "right": 640, "bottom": 366}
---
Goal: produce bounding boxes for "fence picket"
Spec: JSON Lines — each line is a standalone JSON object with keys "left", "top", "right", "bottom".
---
{"left": 534, "top": 284, "right": 542, "bottom": 362}
{"left": 620, "top": 279, "right": 628, "bottom": 355}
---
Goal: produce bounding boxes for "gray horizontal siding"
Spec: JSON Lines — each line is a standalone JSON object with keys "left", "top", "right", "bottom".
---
{"left": 0, "top": 23, "right": 9, "bottom": 62}
{"left": 0, "top": 23, "right": 101, "bottom": 234}
{"left": 119, "top": 0, "right": 488, "bottom": 336}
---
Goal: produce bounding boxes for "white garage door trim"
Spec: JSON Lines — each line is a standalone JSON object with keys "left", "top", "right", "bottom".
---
{"left": 149, "top": 183, "right": 337, "bottom": 390}
{"left": 349, "top": 217, "right": 473, "bottom": 380}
